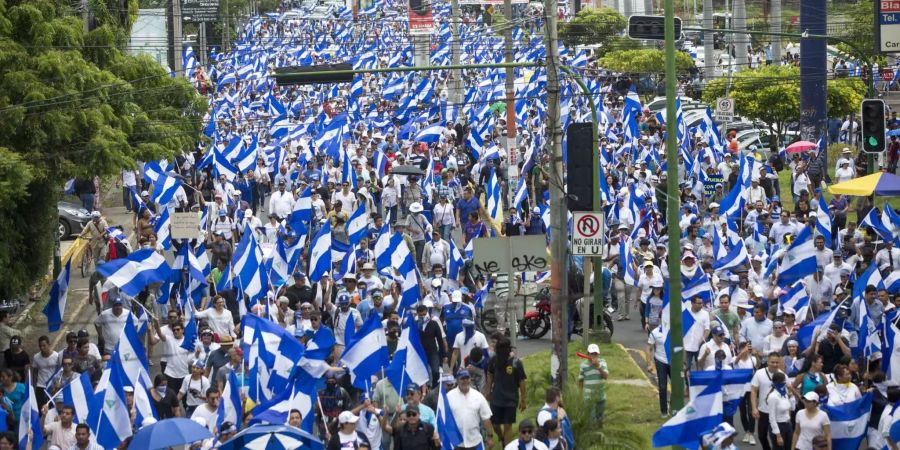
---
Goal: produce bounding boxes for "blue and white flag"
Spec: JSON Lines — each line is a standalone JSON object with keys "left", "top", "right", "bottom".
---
{"left": 415, "top": 123, "right": 445, "bottom": 143}
{"left": 151, "top": 173, "right": 181, "bottom": 206}
{"left": 114, "top": 313, "right": 152, "bottom": 388}
{"left": 58, "top": 371, "right": 93, "bottom": 424}
{"left": 652, "top": 383, "right": 723, "bottom": 449}
{"left": 347, "top": 203, "right": 368, "bottom": 246}
{"left": 88, "top": 359, "right": 132, "bottom": 449}
{"left": 822, "top": 393, "right": 872, "bottom": 450}
{"left": 340, "top": 312, "right": 389, "bottom": 389}
{"left": 386, "top": 314, "right": 431, "bottom": 393}
{"left": 778, "top": 282, "right": 811, "bottom": 322}
{"left": 249, "top": 374, "right": 318, "bottom": 432}
{"left": 437, "top": 382, "right": 463, "bottom": 450}
{"left": 231, "top": 223, "right": 269, "bottom": 303}
{"left": 883, "top": 317, "right": 900, "bottom": 383}
{"left": 448, "top": 238, "right": 465, "bottom": 281}
{"left": 619, "top": 239, "right": 638, "bottom": 286}
{"left": 816, "top": 194, "right": 833, "bottom": 247}
{"left": 688, "top": 369, "right": 753, "bottom": 419}
{"left": 776, "top": 226, "right": 817, "bottom": 287}
{"left": 18, "top": 373, "right": 42, "bottom": 450}
{"left": 308, "top": 221, "right": 332, "bottom": 282}
{"left": 97, "top": 248, "right": 172, "bottom": 297}
{"left": 43, "top": 259, "right": 70, "bottom": 332}
{"left": 485, "top": 167, "right": 502, "bottom": 226}
{"left": 861, "top": 207, "right": 894, "bottom": 242}
{"left": 218, "top": 370, "right": 243, "bottom": 432}
{"left": 711, "top": 241, "right": 749, "bottom": 272}
{"left": 853, "top": 261, "right": 884, "bottom": 301}
{"left": 289, "top": 187, "right": 313, "bottom": 227}
{"left": 153, "top": 207, "right": 172, "bottom": 250}
{"left": 682, "top": 268, "right": 713, "bottom": 303}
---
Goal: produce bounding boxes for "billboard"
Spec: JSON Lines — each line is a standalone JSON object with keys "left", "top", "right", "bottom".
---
{"left": 458, "top": 0, "right": 526, "bottom": 4}
{"left": 408, "top": 0, "right": 434, "bottom": 35}
{"left": 182, "top": 0, "right": 220, "bottom": 23}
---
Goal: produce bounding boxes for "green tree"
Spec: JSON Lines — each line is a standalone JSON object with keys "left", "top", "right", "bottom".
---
{"left": 598, "top": 48, "right": 694, "bottom": 74}
{"left": 559, "top": 7, "right": 626, "bottom": 48}
{"left": 837, "top": 0, "right": 882, "bottom": 65}
{"left": 702, "top": 65, "right": 865, "bottom": 151}
{"left": 0, "top": 0, "right": 205, "bottom": 299}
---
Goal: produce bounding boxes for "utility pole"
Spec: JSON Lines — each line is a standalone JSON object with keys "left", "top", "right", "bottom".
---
{"left": 733, "top": 0, "right": 747, "bottom": 71}
{"left": 450, "top": 0, "right": 463, "bottom": 105}
{"left": 199, "top": 23, "right": 208, "bottom": 67}
{"left": 504, "top": 0, "right": 517, "bottom": 173}
{"left": 81, "top": 0, "right": 90, "bottom": 33}
{"left": 168, "top": 0, "right": 183, "bottom": 75}
{"left": 702, "top": 0, "right": 713, "bottom": 80}
{"left": 544, "top": 0, "right": 569, "bottom": 387}
{"left": 664, "top": 0, "right": 685, "bottom": 413}
{"left": 770, "top": 0, "right": 781, "bottom": 64}
{"left": 222, "top": 0, "right": 229, "bottom": 53}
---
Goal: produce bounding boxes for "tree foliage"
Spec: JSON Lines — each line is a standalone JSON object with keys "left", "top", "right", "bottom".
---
{"left": 0, "top": 0, "right": 206, "bottom": 299}
{"left": 837, "top": 0, "right": 881, "bottom": 65}
{"left": 559, "top": 7, "right": 626, "bottom": 48}
{"left": 702, "top": 65, "right": 865, "bottom": 150}
{"left": 598, "top": 49, "right": 695, "bottom": 74}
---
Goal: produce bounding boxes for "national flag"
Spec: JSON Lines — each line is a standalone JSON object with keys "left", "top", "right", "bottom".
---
{"left": 151, "top": 173, "right": 181, "bottom": 206}
{"left": 437, "top": 382, "right": 464, "bottom": 450}
{"left": 485, "top": 167, "right": 502, "bottom": 228}
{"left": 652, "top": 383, "right": 723, "bottom": 449}
{"left": 415, "top": 123, "right": 445, "bottom": 143}
{"left": 249, "top": 374, "right": 318, "bottom": 432}
{"left": 43, "top": 259, "right": 70, "bottom": 332}
{"left": 861, "top": 207, "right": 894, "bottom": 242}
{"left": 776, "top": 226, "right": 817, "bottom": 287}
{"left": 347, "top": 203, "right": 368, "bottom": 246}
{"left": 853, "top": 261, "right": 884, "bottom": 301}
{"left": 822, "top": 393, "right": 872, "bottom": 450}
{"left": 711, "top": 241, "right": 749, "bottom": 272}
{"left": 87, "top": 359, "right": 132, "bottom": 449}
{"left": 682, "top": 268, "right": 713, "bottom": 303}
{"left": 448, "top": 238, "right": 465, "bottom": 281}
{"left": 816, "top": 194, "right": 833, "bottom": 247}
{"left": 231, "top": 223, "right": 268, "bottom": 303}
{"left": 619, "top": 239, "right": 638, "bottom": 286}
{"left": 386, "top": 314, "right": 431, "bottom": 393}
{"left": 152, "top": 207, "right": 172, "bottom": 250}
{"left": 308, "top": 221, "right": 332, "bottom": 282}
{"left": 18, "top": 373, "right": 42, "bottom": 450}
{"left": 114, "top": 314, "right": 152, "bottom": 388}
{"left": 96, "top": 248, "right": 172, "bottom": 297}
{"left": 58, "top": 371, "right": 94, "bottom": 424}
{"left": 218, "top": 370, "right": 244, "bottom": 432}
{"left": 688, "top": 369, "right": 753, "bottom": 419}
{"left": 340, "top": 312, "right": 389, "bottom": 389}
{"left": 289, "top": 187, "right": 313, "bottom": 227}
{"left": 778, "top": 282, "right": 811, "bottom": 323}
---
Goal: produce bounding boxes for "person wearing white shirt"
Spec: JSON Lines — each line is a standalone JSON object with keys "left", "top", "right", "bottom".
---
{"left": 93, "top": 300, "right": 132, "bottom": 354}
{"left": 333, "top": 183, "right": 358, "bottom": 212}
{"left": 122, "top": 169, "right": 138, "bottom": 212}
{"left": 793, "top": 392, "right": 831, "bottom": 450}
{"left": 503, "top": 419, "right": 549, "bottom": 450}
{"left": 793, "top": 170, "right": 811, "bottom": 199}
{"left": 747, "top": 179, "right": 767, "bottom": 205}
{"left": 268, "top": 181, "right": 294, "bottom": 219}
{"left": 190, "top": 389, "right": 220, "bottom": 434}
{"left": 741, "top": 305, "right": 774, "bottom": 356}
{"left": 823, "top": 253, "right": 853, "bottom": 287}
{"left": 766, "top": 372, "right": 794, "bottom": 450}
{"left": 762, "top": 321, "right": 790, "bottom": 356}
{"left": 447, "top": 370, "right": 495, "bottom": 450}
{"left": 698, "top": 327, "right": 734, "bottom": 370}
{"left": 32, "top": 336, "right": 59, "bottom": 399}
{"left": 240, "top": 210, "right": 263, "bottom": 241}
{"left": 825, "top": 364, "right": 861, "bottom": 406}
{"left": 835, "top": 160, "right": 855, "bottom": 183}
{"left": 646, "top": 325, "right": 670, "bottom": 416}
{"left": 683, "top": 297, "right": 711, "bottom": 370}
{"left": 876, "top": 241, "right": 900, "bottom": 272}
{"left": 636, "top": 262, "right": 664, "bottom": 304}
{"left": 750, "top": 354, "right": 783, "bottom": 450}
{"left": 214, "top": 175, "right": 236, "bottom": 199}
{"left": 769, "top": 212, "right": 799, "bottom": 246}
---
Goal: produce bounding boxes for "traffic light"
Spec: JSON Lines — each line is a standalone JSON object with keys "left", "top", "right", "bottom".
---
{"left": 566, "top": 123, "right": 594, "bottom": 211}
{"left": 861, "top": 99, "right": 886, "bottom": 153}
{"left": 627, "top": 15, "right": 682, "bottom": 40}
{"left": 273, "top": 64, "right": 354, "bottom": 86}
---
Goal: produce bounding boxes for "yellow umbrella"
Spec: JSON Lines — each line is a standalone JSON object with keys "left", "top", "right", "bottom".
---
{"left": 828, "top": 172, "right": 900, "bottom": 196}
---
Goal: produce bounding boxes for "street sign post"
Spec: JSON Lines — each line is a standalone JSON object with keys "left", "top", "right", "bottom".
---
{"left": 716, "top": 97, "right": 734, "bottom": 122}
{"left": 571, "top": 212, "right": 605, "bottom": 256}
{"left": 878, "top": 0, "right": 900, "bottom": 53}
{"left": 182, "top": 0, "right": 220, "bottom": 23}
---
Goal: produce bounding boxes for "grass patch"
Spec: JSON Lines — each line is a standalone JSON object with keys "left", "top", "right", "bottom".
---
{"left": 519, "top": 341, "right": 665, "bottom": 449}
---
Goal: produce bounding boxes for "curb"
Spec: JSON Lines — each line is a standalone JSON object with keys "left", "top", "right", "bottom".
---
{"left": 616, "top": 343, "right": 658, "bottom": 394}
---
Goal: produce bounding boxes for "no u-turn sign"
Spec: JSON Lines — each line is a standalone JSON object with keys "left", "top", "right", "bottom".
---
{"left": 572, "top": 212, "right": 605, "bottom": 256}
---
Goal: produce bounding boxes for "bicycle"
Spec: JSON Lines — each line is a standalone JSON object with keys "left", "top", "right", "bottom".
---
{"left": 79, "top": 238, "right": 94, "bottom": 278}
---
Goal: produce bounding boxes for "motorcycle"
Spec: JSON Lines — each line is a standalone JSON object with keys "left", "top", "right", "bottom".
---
{"left": 520, "top": 289, "right": 552, "bottom": 339}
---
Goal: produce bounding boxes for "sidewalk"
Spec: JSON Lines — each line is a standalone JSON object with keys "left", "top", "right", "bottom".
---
{"left": 18, "top": 187, "right": 135, "bottom": 353}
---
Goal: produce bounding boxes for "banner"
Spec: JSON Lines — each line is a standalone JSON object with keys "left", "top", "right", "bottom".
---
{"left": 408, "top": 0, "right": 434, "bottom": 35}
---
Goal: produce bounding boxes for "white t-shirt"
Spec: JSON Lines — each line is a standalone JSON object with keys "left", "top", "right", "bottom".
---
{"left": 447, "top": 387, "right": 493, "bottom": 447}
{"left": 190, "top": 404, "right": 219, "bottom": 433}
{"left": 750, "top": 368, "right": 781, "bottom": 414}
{"left": 826, "top": 382, "right": 861, "bottom": 406}
{"left": 195, "top": 308, "right": 236, "bottom": 338}
{"left": 453, "top": 331, "right": 489, "bottom": 363}
{"left": 682, "top": 307, "right": 711, "bottom": 352}
{"left": 163, "top": 336, "right": 194, "bottom": 379}
{"left": 94, "top": 309, "right": 132, "bottom": 353}
{"left": 33, "top": 351, "right": 59, "bottom": 388}
{"left": 698, "top": 340, "right": 733, "bottom": 370}
{"left": 794, "top": 408, "right": 830, "bottom": 450}
{"left": 180, "top": 375, "right": 211, "bottom": 407}
{"left": 504, "top": 440, "right": 550, "bottom": 450}
{"left": 647, "top": 326, "right": 668, "bottom": 364}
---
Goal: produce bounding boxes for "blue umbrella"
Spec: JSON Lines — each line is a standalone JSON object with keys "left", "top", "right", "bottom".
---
{"left": 218, "top": 424, "right": 324, "bottom": 450}
{"left": 128, "top": 418, "right": 213, "bottom": 450}
{"left": 887, "top": 129, "right": 900, "bottom": 137}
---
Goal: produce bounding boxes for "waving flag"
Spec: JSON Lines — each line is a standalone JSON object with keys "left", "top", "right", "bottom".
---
{"left": 711, "top": 241, "right": 749, "bottom": 272}
{"left": 88, "top": 360, "right": 132, "bottom": 449}
{"left": 448, "top": 238, "right": 465, "bottom": 281}
{"left": 822, "top": 393, "right": 872, "bottom": 450}
{"left": 97, "top": 249, "right": 172, "bottom": 297}
{"left": 340, "top": 312, "right": 389, "bottom": 389}
{"left": 218, "top": 370, "right": 244, "bottom": 431}
{"left": 884, "top": 318, "right": 900, "bottom": 383}
{"left": 58, "top": 371, "right": 94, "bottom": 424}
{"left": 688, "top": 369, "right": 753, "bottom": 419}
{"left": 682, "top": 268, "right": 713, "bottom": 303}
{"left": 152, "top": 207, "right": 172, "bottom": 250}
{"left": 249, "top": 374, "right": 318, "bottom": 432}
{"left": 386, "top": 314, "right": 431, "bottom": 393}
{"left": 43, "top": 259, "right": 70, "bottom": 332}
{"left": 778, "top": 282, "right": 811, "bottom": 322}
{"left": 619, "top": 239, "right": 638, "bottom": 286}
{"left": 289, "top": 187, "right": 313, "bottom": 227}
{"left": 853, "top": 261, "right": 885, "bottom": 301}
{"left": 437, "top": 382, "right": 464, "bottom": 450}
{"left": 231, "top": 223, "right": 269, "bottom": 303}
{"left": 114, "top": 314, "right": 152, "bottom": 388}
{"left": 776, "top": 226, "right": 817, "bottom": 287}
{"left": 415, "top": 123, "right": 445, "bottom": 143}
{"left": 18, "top": 373, "right": 42, "bottom": 450}
{"left": 861, "top": 207, "right": 894, "bottom": 242}
{"left": 652, "top": 383, "right": 723, "bottom": 449}
{"left": 485, "top": 167, "right": 502, "bottom": 228}
{"left": 151, "top": 173, "right": 181, "bottom": 206}
{"left": 347, "top": 203, "right": 368, "bottom": 245}
{"left": 816, "top": 194, "right": 833, "bottom": 247}
{"left": 308, "top": 221, "right": 332, "bottom": 282}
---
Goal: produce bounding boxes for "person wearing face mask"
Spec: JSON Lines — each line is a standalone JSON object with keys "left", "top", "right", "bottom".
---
{"left": 441, "top": 291, "right": 475, "bottom": 355}
{"left": 751, "top": 353, "right": 784, "bottom": 450}
{"left": 327, "top": 292, "right": 362, "bottom": 351}
{"left": 318, "top": 372, "right": 352, "bottom": 436}
{"left": 450, "top": 318, "right": 489, "bottom": 374}
{"left": 414, "top": 303, "right": 446, "bottom": 384}
{"left": 503, "top": 419, "right": 549, "bottom": 450}
{"left": 766, "top": 371, "right": 794, "bottom": 450}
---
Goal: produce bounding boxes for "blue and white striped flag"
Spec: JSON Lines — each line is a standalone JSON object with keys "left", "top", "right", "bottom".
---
{"left": 308, "top": 221, "right": 332, "bottom": 282}
{"left": 58, "top": 371, "right": 93, "bottom": 424}
{"left": 776, "top": 226, "right": 817, "bottom": 287}
{"left": 347, "top": 204, "right": 368, "bottom": 246}
{"left": 652, "top": 383, "right": 723, "bottom": 449}
{"left": 822, "top": 393, "right": 872, "bottom": 450}
{"left": 42, "top": 259, "right": 70, "bottom": 332}
{"left": 231, "top": 224, "right": 268, "bottom": 303}
{"left": 96, "top": 249, "right": 172, "bottom": 297}
{"left": 18, "top": 373, "right": 42, "bottom": 450}
{"left": 340, "top": 312, "right": 389, "bottom": 389}
{"left": 386, "top": 314, "right": 431, "bottom": 393}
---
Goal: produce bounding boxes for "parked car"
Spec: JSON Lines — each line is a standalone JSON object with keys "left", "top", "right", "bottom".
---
{"left": 58, "top": 201, "right": 91, "bottom": 239}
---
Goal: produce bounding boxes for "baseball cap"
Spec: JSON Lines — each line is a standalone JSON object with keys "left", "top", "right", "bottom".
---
{"left": 587, "top": 343, "right": 600, "bottom": 354}
{"left": 456, "top": 369, "right": 471, "bottom": 379}
{"left": 338, "top": 411, "right": 359, "bottom": 424}
{"left": 711, "top": 326, "right": 725, "bottom": 337}
{"left": 451, "top": 291, "right": 462, "bottom": 302}
{"left": 803, "top": 392, "right": 819, "bottom": 402}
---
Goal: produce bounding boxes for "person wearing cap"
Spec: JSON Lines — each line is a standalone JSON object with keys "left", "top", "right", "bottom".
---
{"left": 328, "top": 291, "right": 363, "bottom": 348}
{"left": 634, "top": 260, "right": 663, "bottom": 323}
{"left": 793, "top": 391, "right": 831, "bottom": 450}
{"left": 283, "top": 272, "right": 314, "bottom": 310}
{"left": 423, "top": 277, "right": 450, "bottom": 308}
{"left": 194, "top": 327, "right": 220, "bottom": 363}
{"left": 78, "top": 209, "right": 109, "bottom": 267}
{"left": 699, "top": 326, "right": 734, "bottom": 371}
{"left": 823, "top": 252, "right": 852, "bottom": 288}
{"left": 211, "top": 204, "right": 237, "bottom": 242}
{"left": 177, "top": 359, "right": 211, "bottom": 416}
{"left": 384, "top": 403, "right": 439, "bottom": 450}
{"left": 357, "top": 288, "right": 386, "bottom": 321}
{"left": 502, "top": 419, "right": 549, "bottom": 450}
{"left": 447, "top": 369, "right": 495, "bottom": 450}
{"left": 406, "top": 202, "right": 432, "bottom": 267}
{"left": 318, "top": 371, "right": 353, "bottom": 431}
{"left": 421, "top": 229, "right": 449, "bottom": 269}
{"left": 325, "top": 411, "right": 371, "bottom": 450}
{"left": 94, "top": 297, "right": 134, "bottom": 355}
{"left": 524, "top": 206, "right": 546, "bottom": 236}
{"left": 450, "top": 317, "right": 489, "bottom": 374}
{"left": 357, "top": 261, "right": 384, "bottom": 294}
{"left": 578, "top": 343, "right": 608, "bottom": 421}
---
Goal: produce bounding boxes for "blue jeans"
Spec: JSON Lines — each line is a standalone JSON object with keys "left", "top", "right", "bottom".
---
{"left": 80, "top": 193, "right": 94, "bottom": 212}
{"left": 439, "top": 224, "right": 452, "bottom": 242}
{"left": 654, "top": 359, "right": 670, "bottom": 415}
